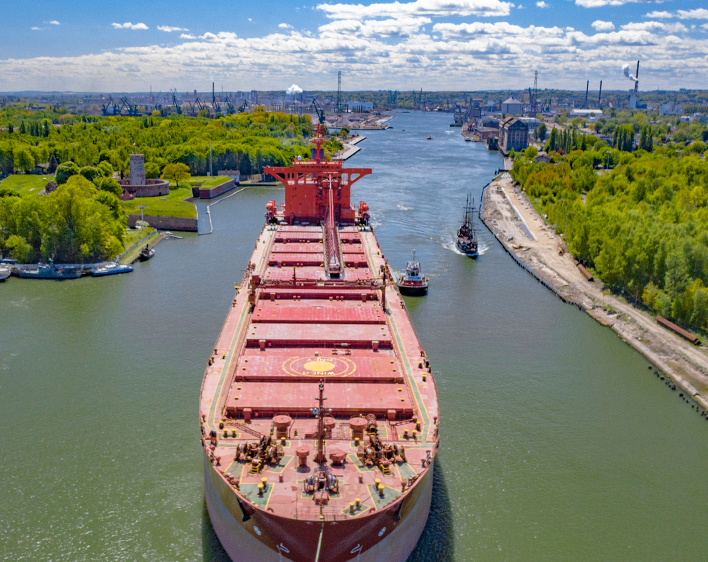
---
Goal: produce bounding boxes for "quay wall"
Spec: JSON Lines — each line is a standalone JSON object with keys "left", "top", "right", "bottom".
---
{"left": 198, "top": 179, "right": 236, "bottom": 199}
{"left": 127, "top": 214, "right": 198, "bottom": 232}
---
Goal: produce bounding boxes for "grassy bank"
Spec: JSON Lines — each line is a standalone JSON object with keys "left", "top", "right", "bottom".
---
{"left": 188, "top": 176, "right": 230, "bottom": 190}
{"left": 122, "top": 186, "right": 197, "bottom": 219}
{"left": 0, "top": 174, "right": 53, "bottom": 195}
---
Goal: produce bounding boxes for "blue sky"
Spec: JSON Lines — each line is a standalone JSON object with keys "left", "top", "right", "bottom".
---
{"left": 2, "top": 0, "right": 707, "bottom": 91}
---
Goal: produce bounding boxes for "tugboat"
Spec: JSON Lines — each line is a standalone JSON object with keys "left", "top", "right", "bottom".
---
{"left": 16, "top": 260, "right": 83, "bottom": 280}
{"left": 396, "top": 250, "right": 429, "bottom": 296}
{"left": 139, "top": 245, "right": 155, "bottom": 261}
{"left": 91, "top": 262, "right": 133, "bottom": 276}
{"left": 456, "top": 195, "right": 479, "bottom": 258}
{"left": 427, "top": 135, "right": 433, "bottom": 140}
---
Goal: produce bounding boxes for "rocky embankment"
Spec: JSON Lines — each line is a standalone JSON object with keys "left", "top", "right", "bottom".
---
{"left": 481, "top": 174, "right": 708, "bottom": 412}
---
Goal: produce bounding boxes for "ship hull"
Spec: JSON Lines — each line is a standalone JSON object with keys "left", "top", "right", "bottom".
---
{"left": 396, "top": 282, "right": 428, "bottom": 296}
{"left": 456, "top": 240, "right": 478, "bottom": 258}
{"left": 204, "top": 453, "right": 434, "bottom": 562}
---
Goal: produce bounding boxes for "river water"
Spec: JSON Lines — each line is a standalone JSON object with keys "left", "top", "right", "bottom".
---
{"left": 1, "top": 112, "right": 707, "bottom": 562}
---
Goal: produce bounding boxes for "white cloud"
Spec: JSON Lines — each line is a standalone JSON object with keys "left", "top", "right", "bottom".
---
{"left": 4, "top": 16, "right": 708, "bottom": 91}
{"left": 158, "top": 25, "right": 189, "bottom": 32}
{"left": 644, "top": 8, "right": 708, "bottom": 20}
{"left": 248, "top": 18, "right": 252, "bottom": 21}
{"left": 536, "top": 1, "right": 548, "bottom": 7}
{"left": 676, "top": 9, "right": 708, "bottom": 19}
{"left": 286, "top": 84, "right": 303, "bottom": 94}
{"left": 320, "top": 16, "right": 431, "bottom": 36}
{"left": 49, "top": 20, "right": 60, "bottom": 25}
{"left": 111, "top": 22, "right": 149, "bottom": 30}
{"left": 621, "top": 21, "right": 687, "bottom": 32}
{"left": 317, "top": 0, "right": 516, "bottom": 19}
{"left": 644, "top": 11, "right": 673, "bottom": 18}
{"left": 31, "top": 26, "right": 42, "bottom": 31}
{"left": 279, "top": 23, "right": 293, "bottom": 29}
{"left": 591, "top": 20, "right": 615, "bottom": 30}
{"left": 180, "top": 33, "right": 196, "bottom": 39}
{"left": 576, "top": 0, "right": 663, "bottom": 7}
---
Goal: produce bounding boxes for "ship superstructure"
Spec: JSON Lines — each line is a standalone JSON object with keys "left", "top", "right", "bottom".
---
{"left": 200, "top": 125, "right": 440, "bottom": 562}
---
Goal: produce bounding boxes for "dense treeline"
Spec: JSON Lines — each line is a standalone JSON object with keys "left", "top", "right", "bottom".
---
{"left": 512, "top": 141, "right": 708, "bottom": 332}
{"left": 0, "top": 111, "right": 315, "bottom": 263}
{"left": 0, "top": 175, "right": 125, "bottom": 263}
{"left": 0, "top": 110, "right": 313, "bottom": 177}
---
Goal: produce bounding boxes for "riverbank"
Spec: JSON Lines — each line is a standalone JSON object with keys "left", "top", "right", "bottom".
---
{"left": 481, "top": 173, "right": 708, "bottom": 412}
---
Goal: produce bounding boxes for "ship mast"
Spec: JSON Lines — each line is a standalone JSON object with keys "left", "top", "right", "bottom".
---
{"left": 315, "top": 382, "right": 327, "bottom": 464}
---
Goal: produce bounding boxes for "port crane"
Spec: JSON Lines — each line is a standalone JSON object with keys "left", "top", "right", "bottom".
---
{"left": 101, "top": 96, "right": 119, "bottom": 116}
{"left": 172, "top": 92, "right": 182, "bottom": 114}
{"left": 238, "top": 99, "right": 250, "bottom": 113}
{"left": 194, "top": 97, "right": 208, "bottom": 115}
{"left": 119, "top": 96, "right": 140, "bottom": 116}
{"left": 224, "top": 96, "right": 236, "bottom": 114}
{"left": 310, "top": 98, "right": 326, "bottom": 126}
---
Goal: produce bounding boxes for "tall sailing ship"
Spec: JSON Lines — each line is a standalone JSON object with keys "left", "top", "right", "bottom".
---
{"left": 200, "top": 124, "right": 440, "bottom": 561}
{"left": 456, "top": 195, "right": 479, "bottom": 258}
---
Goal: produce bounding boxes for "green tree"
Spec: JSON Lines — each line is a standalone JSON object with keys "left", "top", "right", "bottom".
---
{"left": 47, "top": 154, "right": 58, "bottom": 174}
{"left": 145, "top": 162, "right": 160, "bottom": 179}
{"left": 6, "top": 234, "right": 33, "bottom": 263}
{"left": 95, "top": 177, "right": 123, "bottom": 197}
{"left": 80, "top": 166, "right": 102, "bottom": 183}
{"left": 55, "top": 161, "right": 80, "bottom": 185}
{"left": 97, "top": 160, "right": 114, "bottom": 178}
{"left": 161, "top": 162, "right": 191, "bottom": 186}
{"left": 13, "top": 146, "right": 34, "bottom": 172}
{"left": 537, "top": 123, "right": 547, "bottom": 142}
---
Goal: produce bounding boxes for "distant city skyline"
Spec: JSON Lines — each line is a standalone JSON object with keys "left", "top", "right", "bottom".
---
{"left": 2, "top": 0, "right": 707, "bottom": 92}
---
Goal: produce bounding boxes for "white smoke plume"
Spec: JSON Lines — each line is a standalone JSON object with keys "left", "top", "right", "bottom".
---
{"left": 286, "top": 84, "right": 303, "bottom": 95}
{"left": 622, "top": 64, "right": 638, "bottom": 82}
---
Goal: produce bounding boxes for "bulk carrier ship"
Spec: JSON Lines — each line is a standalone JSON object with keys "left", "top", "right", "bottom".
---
{"left": 199, "top": 124, "right": 440, "bottom": 562}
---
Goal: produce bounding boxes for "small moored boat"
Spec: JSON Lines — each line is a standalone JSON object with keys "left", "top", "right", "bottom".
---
{"left": 396, "top": 250, "right": 429, "bottom": 296}
{"left": 0, "top": 265, "right": 11, "bottom": 281}
{"left": 139, "top": 246, "right": 155, "bottom": 261}
{"left": 91, "top": 262, "right": 133, "bottom": 276}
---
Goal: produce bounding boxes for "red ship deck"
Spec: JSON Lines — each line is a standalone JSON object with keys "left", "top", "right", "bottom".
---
{"left": 199, "top": 145, "right": 439, "bottom": 562}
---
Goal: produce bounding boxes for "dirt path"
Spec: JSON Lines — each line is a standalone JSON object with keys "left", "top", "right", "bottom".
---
{"left": 482, "top": 174, "right": 708, "bottom": 410}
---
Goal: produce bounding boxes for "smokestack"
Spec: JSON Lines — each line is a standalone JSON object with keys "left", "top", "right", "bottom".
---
{"left": 585, "top": 81, "right": 589, "bottom": 108}
{"left": 598, "top": 80, "right": 602, "bottom": 108}
{"left": 634, "top": 61, "right": 639, "bottom": 96}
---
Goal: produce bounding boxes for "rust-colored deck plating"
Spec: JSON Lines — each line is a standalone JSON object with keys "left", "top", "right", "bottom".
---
{"left": 199, "top": 129, "right": 439, "bottom": 562}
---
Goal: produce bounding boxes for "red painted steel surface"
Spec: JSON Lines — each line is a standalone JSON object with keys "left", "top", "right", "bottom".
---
{"left": 272, "top": 243, "right": 324, "bottom": 254}
{"left": 252, "top": 304, "right": 385, "bottom": 324}
{"left": 267, "top": 254, "right": 323, "bottom": 266}
{"left": 245, "top": 322, "right": 394, "bottom": 348}
{"left": 225, "top": 382, "right": 415, "bottom": 417}
{"left": 233, "top": 351, "right": 405, "bottom": 383}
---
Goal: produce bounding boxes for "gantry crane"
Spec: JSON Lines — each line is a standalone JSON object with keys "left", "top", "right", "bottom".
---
{"left": 224, "top": 96, "right": 236, "bottom": 114}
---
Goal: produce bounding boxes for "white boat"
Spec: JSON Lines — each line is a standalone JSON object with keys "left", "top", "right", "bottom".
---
{"left": 91, "top": 262, "right": 133, "bottom": 276}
